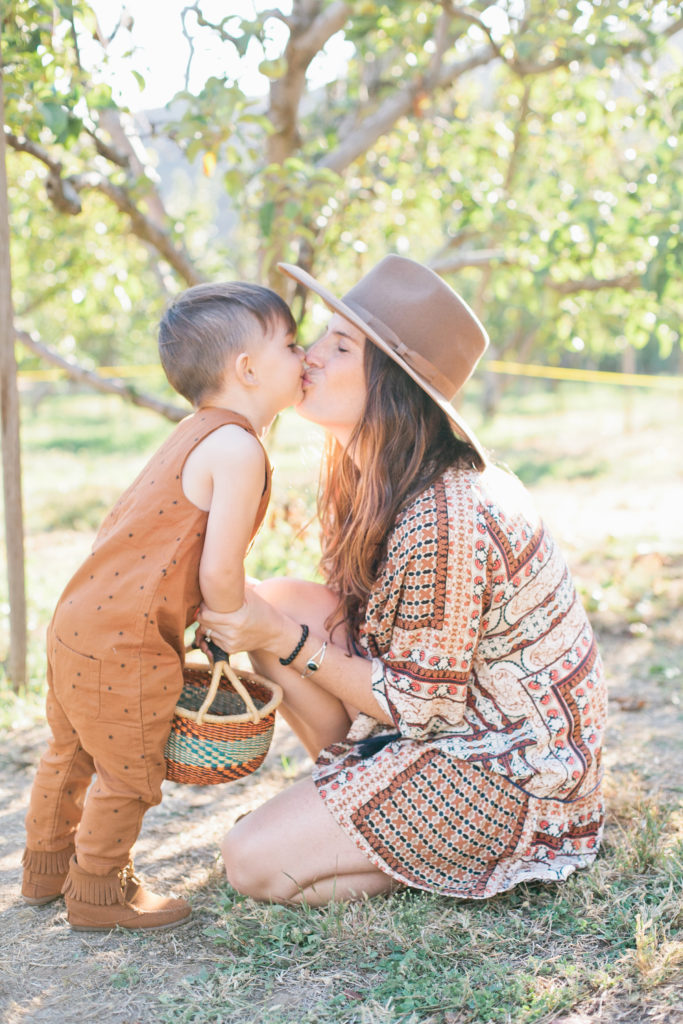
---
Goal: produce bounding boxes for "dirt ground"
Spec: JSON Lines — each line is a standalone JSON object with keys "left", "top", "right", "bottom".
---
{"left": 1, "top": 426, "right": 681, "bottom": 1024}
{"left": 2, "top": 628, "right": 680, "bottom": 1024}
{"left": 0, "top": 710, "right": 313, "bottom": 1023}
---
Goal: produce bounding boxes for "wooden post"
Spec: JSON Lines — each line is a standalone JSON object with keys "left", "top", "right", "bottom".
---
{"left": 0, "top": 51, "right": 27, "bottom": 691}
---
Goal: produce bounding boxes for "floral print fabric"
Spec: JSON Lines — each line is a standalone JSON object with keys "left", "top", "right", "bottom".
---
{"left": 314, "top": 464, "right": 606, "bottom": 898}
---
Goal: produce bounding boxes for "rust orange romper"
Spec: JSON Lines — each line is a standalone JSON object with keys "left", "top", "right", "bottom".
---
{"left": 24, "top": 407, "right": 271, "bottom": 877}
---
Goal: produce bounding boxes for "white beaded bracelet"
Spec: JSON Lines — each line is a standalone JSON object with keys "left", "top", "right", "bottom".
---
{"left": 301, "top": 641, "right": 328, "bottom": 677}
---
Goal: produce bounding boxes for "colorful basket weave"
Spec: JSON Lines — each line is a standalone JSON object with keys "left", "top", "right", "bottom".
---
{"left": 164, "top": 648, "right": 282, "bottom": 786}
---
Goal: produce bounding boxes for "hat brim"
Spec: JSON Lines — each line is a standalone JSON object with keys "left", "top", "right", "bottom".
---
{"left": 278, "top": 262, "right": 488, "bottom": 465}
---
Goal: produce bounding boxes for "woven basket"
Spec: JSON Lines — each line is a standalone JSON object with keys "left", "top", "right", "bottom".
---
{"left": 164, "top": 647, "right": 282, "bottom": 786}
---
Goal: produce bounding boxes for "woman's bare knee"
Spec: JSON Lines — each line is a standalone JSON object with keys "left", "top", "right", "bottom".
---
{"left": 221, "top": 826, "right": 269, "bottom": 899}
{"left": 252, "top": 576, "right": 291, "bottom": 605}
{"left": 254, "top": 578, "right": 338, "bottom": 634}
{"left": 222, "top": 829, "right": 300, "bottom": 902}
{"left": 220, "top": 779, "right": 394, "bottom": 905}
{"left": 221, "top": 815, "right": 300, "bottom": 902}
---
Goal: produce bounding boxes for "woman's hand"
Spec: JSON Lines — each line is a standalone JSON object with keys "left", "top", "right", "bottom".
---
{"left": 197, "top": 584, "right": 290, "bottom": 657}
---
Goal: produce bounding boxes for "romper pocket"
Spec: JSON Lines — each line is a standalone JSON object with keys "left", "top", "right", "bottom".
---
{"left": 98, "top": 654, "right": 144, "bottom": 726}
{"left": 51, "top": 636, "right": 102, "bottom": 721}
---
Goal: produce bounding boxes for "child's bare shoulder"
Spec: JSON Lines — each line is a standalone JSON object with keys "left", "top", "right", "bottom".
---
{"left": 183, "top": 422, "right": 265, "bottom": 510}
{"left": 195, "top": 422, "right": 263, "bottom": 464}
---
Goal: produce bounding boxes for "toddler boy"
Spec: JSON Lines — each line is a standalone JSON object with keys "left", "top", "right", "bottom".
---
{"left": 22, "top": 282, "right": 303, "bottom": 930}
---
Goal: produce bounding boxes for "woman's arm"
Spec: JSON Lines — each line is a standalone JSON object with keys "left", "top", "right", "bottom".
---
{"left": 198, "top": 586, "right": 394, "bottom": 725}
{"left": 355, "top": 479, "right": 484, "bottom": 739}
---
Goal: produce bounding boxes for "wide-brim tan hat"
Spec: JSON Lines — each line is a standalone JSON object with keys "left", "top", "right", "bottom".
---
{"left": 278, "top": 254, "right": 489, "bottom": 464}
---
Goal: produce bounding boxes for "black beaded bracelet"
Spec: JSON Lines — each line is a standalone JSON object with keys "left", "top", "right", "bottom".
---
{"left": 279, "top": 624, "right": 309, "bottom": 666}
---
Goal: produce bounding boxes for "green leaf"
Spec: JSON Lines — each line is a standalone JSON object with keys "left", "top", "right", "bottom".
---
{"left": 258, "top": 200, "right": 275, "bottom": 238}
{"left": 39, "top": 101, "right": 69, "bottom": 139}
{"left": 54, "top": 1, "right": 76, "bottom": 19}
{"left": 258, "top": 57, "right": 286, "bottom": 80}
{"left": 590, "top": 44, "right": 610, "bottom": 70}
{"left": 87, "top": 84, "right": 116, "bottom": 111}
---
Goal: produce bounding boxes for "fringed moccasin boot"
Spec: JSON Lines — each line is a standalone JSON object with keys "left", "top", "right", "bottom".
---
{"left": 22, "top": 845, "right": 74, "bottom": 905}
{"left": 62, "top": 856, "right": 191, "bottom": 931}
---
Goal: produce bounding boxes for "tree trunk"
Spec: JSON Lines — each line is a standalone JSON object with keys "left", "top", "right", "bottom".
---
{"left": 0, "top": 52, "right": 27, "bottom": 691}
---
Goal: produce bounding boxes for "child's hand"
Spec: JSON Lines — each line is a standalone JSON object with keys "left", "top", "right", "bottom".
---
{"left": 192, "top": 625, "right": 220, "bottom": 661}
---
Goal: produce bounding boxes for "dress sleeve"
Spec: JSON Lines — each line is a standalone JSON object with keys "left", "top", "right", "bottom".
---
{"left": 359, "top": 475, "right": 487, "bottom": 739}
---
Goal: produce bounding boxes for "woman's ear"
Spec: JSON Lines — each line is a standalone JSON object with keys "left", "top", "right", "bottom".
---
{"left": 234, "top": 351, "right": 257, "bottom": 387}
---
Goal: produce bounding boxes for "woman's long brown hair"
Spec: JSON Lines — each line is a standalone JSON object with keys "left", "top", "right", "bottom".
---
{"left": 318, "top": 341, "right": 484, "bottom": 641}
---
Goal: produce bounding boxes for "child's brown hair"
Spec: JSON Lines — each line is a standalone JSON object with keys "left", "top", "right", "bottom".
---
{"left": 158, "top": 282, "right": 297, "bottom": 407}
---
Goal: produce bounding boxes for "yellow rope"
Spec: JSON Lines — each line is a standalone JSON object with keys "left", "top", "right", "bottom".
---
{"left": 485, "top": 360, "right": 682, "bottom": 389}
{"left": 17, "top": 361, "right": 683, "bottom": 389}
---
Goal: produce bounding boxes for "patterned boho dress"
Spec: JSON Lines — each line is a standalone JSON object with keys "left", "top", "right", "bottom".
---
{"left": 313, "top": 463, "right": 607, "bottom": 899}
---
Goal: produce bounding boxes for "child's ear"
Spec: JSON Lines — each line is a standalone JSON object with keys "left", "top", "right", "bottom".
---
{"left": 234, "top": 351, "right": 257, "bottom": 387}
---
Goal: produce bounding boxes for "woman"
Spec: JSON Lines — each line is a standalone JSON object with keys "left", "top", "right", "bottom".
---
{"left": 199, "top": 255, "right": 607, "bottom": 906}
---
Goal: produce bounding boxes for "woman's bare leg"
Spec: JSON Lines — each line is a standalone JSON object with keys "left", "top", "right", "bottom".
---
{"left": 222, "top": 580, "right": 394, "bottom": 905}
{"left": 248, "top": 578, "right": 357, "bottom": 759}
{"left": 222, "top": 777, "right": 400, "bottom": 905}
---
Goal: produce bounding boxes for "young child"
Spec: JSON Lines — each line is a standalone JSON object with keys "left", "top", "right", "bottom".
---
{"left": 21, "top": 282, "right": 303, "bottom": 931}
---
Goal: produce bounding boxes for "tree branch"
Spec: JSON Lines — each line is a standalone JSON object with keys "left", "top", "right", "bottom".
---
{"left": 427, "top": 244, "right": 645, "bottom": 296}
{"left": 661, "top": 15, "right": 683, "bottom": 39}
{"left": 547, "top": 273, "right": 642, "bottom": 294}
{"left": 188, "top": 4, "right": 292, "bottom": 44}
{"left": 5, "top": 130, "right": 203, "bottom": 286}
{"left": 259, "top": 8, "right": 294, "bottom": 30}
{"left": 15, "top": 329, "right": 188, "bottom": 422}
{"left": 511, "top": 15, "right": 683, "bottom": 75}
{"left": 295, "top": 1, "right": 351, "bottom": 64}
{"left": 432, "top": 229, "right": 481, "bottom": 257}
{"left": 4, "top": 129, "right": 61, "bottom": 172}
{"left": 430, "top": 249, "right": 509, "bottom": 273}
{"left": 317, "top": 9, "right": 683, "bottom": 178}
{"left": 93, "top": 7, "right": 134, "bottom": 48}
{"left": 503, "top": 80, "right": 532, "bottom": 191}
{"left": 69, "top": 171, "right": 205, "bottom": 285}
{"left": 96, "top": 108, "right": 168, "bottom": 227}
{"left": 423, "top": 5, "right": 462, "bottom": 83}
{"left": 181, "top": 5, "right": 198, "bottom": 91}
{"left": 319, "top": 44, "right": 496, "bottom": 174}
{"left": 83, "top": 125, "right": 130, "bottom": 168}
{"left": 267, "top": 1, "right": 351, "bottom": 165}
{"left": 446, "top": 4, "right": 503, "bottom": 60}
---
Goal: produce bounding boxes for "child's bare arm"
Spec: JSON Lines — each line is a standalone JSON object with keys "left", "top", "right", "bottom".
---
{"left": 183, "top": 425, "right": 267, "bottom": 614}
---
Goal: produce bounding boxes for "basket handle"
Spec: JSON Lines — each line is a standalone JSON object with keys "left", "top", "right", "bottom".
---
{"left": 196, "top": 640, "right": 261, "bottom": 726}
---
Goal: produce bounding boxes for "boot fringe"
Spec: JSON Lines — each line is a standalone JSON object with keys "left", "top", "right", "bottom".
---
{"left": 62, "top": 857, "right": 125, "bottom": 906}
{"left": 22, "top": 845, "right": 74, "bottom": 875}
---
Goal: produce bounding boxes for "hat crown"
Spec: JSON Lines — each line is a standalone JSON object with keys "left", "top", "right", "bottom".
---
{"left": 342, "top": 255, "right": 488, "bottom": 400}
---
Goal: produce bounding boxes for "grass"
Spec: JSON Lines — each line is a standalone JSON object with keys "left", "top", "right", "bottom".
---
{"left": 124, "top": 797, "right": 683, "bottom": 1024}
{"left": 1, "top": 380, "right": 682, "bottom": 1023}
